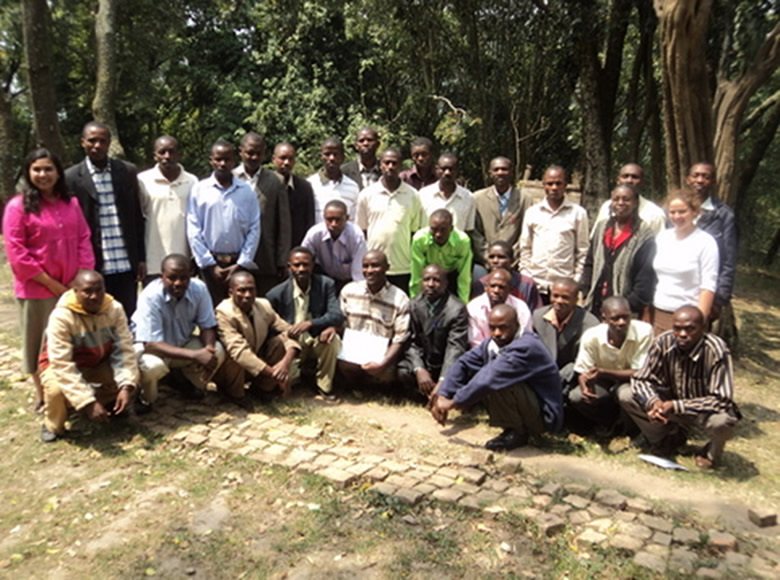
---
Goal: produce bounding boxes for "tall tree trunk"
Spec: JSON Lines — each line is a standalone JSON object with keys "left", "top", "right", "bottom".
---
{"left": 92, "top": 0, "right": 125, "bottom": 158}
{"left": 21, "top": 0, "right": 68, "bottom": 163}
{"left": 737, "top": 95, "right": 780, "bottom": 200}
{"left": 654, "top": 0, "right": 714, "bottom": 189}
{"left": 0, "top": 89, "right": 16, "bottom": 214}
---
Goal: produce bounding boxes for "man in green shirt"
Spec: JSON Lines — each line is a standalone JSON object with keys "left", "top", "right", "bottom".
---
{"left": 410, "top": 209, "right": 472, "bottom": 303}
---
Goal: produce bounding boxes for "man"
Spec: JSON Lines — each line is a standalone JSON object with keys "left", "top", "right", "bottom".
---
{"left": 618, "top": 306, "right": 741, "bottom": 468}
{"left": 341, "top": 127, "right": 382, "bottom": 190}
{"left": 570, "top": 297, "right": 653, "bottom": 431}
{"left": 471, "top": 241, "right": 543, "bottom": 311}
{"left": 533, "top": 277, "right": 599, "bottom": 393}
{"left": 234, "top": 132, "right": 291, "bottom": 295}
{"left": 400, "top": 137, "right": 437, "bottom": 190}
{"left": 592, "top": 164, "right": 666, "bottom": 235}
{"left": 519, "top": 166, "right": 589, "bottom": 300}
{"left": 417, "top": 152, "right": 475, "bottom": 233}
{"left": 272, "top": 142, "right": 315, "bottom": 247}
{"left": 356, "top": 148, "right": 424, "bottom": 292}
{"left": 338, "top": 250, "right": 410, "bottom": 386}
{"left": 308, "top": 137, "right": 360, "bottom": 223}
{"left": 38, "top": 270, "right": 139, "bottom": 442}
{"left": 686, "top": 162, "right": 737, "bottom": 326}
{"left": 65, "top": 121, "right": 145, "bottom": 317}
{"left": 132, "top": 254, "right": 226, "bottom": 412}
{"left": 301, "top": 200, "right": 367, "bottom": 293}
{"left": 409, "top": 209, "right": 472, "bottom": 303}
{"left": 472, "top": 156, "right": 534, "bottom": 270}
{"left": 467, "top": 268, "right": 531, "bottom": 347}
{"left": 214, "top": 271, "right": 300, "bottom": 406}
{"left": 431, "top": 304, "right": 563, "bottom": 451}
{"left": 266, "top": 247, "right": 344, "bottom": 398}
{"left": 137, "top": 135, "right": 197, "bottom": 282}
{"left": 399, "top": 264, "right": 469, "bottom": 401}
{"left": 187, "top": 139, "right": 261, "bottom": 305}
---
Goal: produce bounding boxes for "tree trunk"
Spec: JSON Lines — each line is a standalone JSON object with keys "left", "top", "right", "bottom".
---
{"left": 92, "top": 0, "right": 125, "bottom": 158}
{"left": 0, "top": 89, "right": 16, "bottom": 215}
{"left": 21, "top": 0, "right": 68, "bottom": 163}
{"left": 737, "top": 96, "right": 780, "bottom": 200}
{"left": 578, "top": 49, "right": 611, "bottom": 204}
{"left": 654, "top": 0, "right": 714, "bottom": 189}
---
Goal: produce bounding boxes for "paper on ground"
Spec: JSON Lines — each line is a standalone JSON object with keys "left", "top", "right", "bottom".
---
{"left": 638, "top": 453, "right": 690, "bottom": 471}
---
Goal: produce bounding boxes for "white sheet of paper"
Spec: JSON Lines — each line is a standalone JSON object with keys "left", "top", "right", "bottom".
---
{"left": 338, "top": 328, "right": 388, "bottom": 365}
{"left": 638, "top": 454, "right": 690, "bottom": 471}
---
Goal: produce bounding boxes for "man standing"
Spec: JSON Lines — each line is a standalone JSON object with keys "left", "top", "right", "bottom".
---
{"left": 301, "top": 200, "right": 367, "bottom": 293}
{"left": 266, "top": 247, "right": 344, "bottom": 399}
{"left": 356, "top": 148, "right": 424, "bottom": 292}
{"left": 431, "top": 304, "right": 563, "bottom": 451}
{"left": 409, "top": 209, "right": 472, "bottom": 303}
{"left": 132, "top": 254, "right": 225, "bottom": 412}
{"left": 570, "top": 297, "right": 653, "bottom": 431}
{"left": 533, "top": 277, "right": 600, "bottom": 394}
{"left": 592, "top": 164, "right": 667, "bottom": 235}
{"left": 400, "top": 137, "right": 437, "bottom": 190}
{"left": 38, "top": 270, "right": 139, "bottom": 442}
{"left": 472, "top": 156, "right": 533, "bottom": 270}
{"left": 308, "top": 137, "right": 360, "bottom": 223}
{"left": 214, "top": 271, "right": 300, "bottom": 406}
{"left": 341, "top": 127, "right": 382, "bottom": 190}
{"left": 272, "top": 142, "right": 315, "bottom": 247}
{"left": 618, "top": 306, "right": 741, "bottom": 468}
{"left": 137, "top": 135, "right": 197, "bottom": 282}
{"left": 519, "top": 166, "right": 589, "bottom": 300}
{"left": 65, "top": 121, "right": 145, "bottom": 317}
{"left": 187, "top": 140, "right": 261, "bottom": 305}
{"left": 234, "top": 132, "right": 291, "bottom": 295}
{"left": 467, "top": 269, "right": 531, "bottom": 347}
{"left": 399, "top": 264, "right": 469, "bottom": 401}
{"left": 686, "top": 162, "right": 737, "bottom": 327}
{"left": 417, "top": 152, "right": 475, "bottom": 234}
{"left": 339, "top": 250, "right": 410, "bottom": 386}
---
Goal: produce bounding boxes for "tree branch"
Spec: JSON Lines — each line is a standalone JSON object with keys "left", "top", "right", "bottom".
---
{"left": 741, "top": 89, "right": 780, "bottom": 133}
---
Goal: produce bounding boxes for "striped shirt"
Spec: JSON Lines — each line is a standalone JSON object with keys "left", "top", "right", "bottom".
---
{"left": 340, "top": 280, "right": 410, "bottom": 344}
{"left": 631, "top": 331, "right": 737, "bottom": 416}
{"left": 87, "top": 159, "right": 131, "bottom": 275}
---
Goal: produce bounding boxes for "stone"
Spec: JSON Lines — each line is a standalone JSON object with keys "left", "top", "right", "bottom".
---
{"left": 626, "top": 497, "right": 653, "bottom": 514}
{"left": 564, "top": 484, "right": 593, "bottom": 498}
{"left": 330, "top": 458, "right": 355, "bottom": 471}
{"left": 644, "top": 543, "right": 669, "bottom": 557}
{"left": 562, "top": 494, "right": 590, "bottom": 509}
{"left": 330, "top": 446, "right": 361, "bottom": 458}
{"left": 505, "top": 486, "right": 530, "bottom": 499}
{"left": 633, "top": 551, "right": 667, "bottom": 574}
{"left": 385, "top": 475, "right": 418, "bottom": 489}
{"left": 707, "top": 530, "right": 737, "bottom": 552}
{"left": 498, "top": 457, "right": 523, "bottom": 474}
{"left": 369, "top": 482, "right": 397, "bottom": 496}
{"left": 588, "top": 504, "right": 612, "bottom": 518}
{"left": 668, "top": 548, "right": 698, "bottom": 574}
{"left": 594, "top": 489, "right": 628, "bottom": 510}
{"left": 312, "top": 454, "right": 337, "bottom": 468}
{"left": 540, "top": 483, "right": 562, "bottom": 496}
{"left": 432, "top": 488, "right": 463, "bottom": 504}
{"left": 185, "top": 433, "right": 208, "bottom": 446}
{"left": 381, "top": 460, "right": 409, "bottom": 473}
{"left": 575, "top": 529, "right": 607, "bottom": 547}
{"left": 567, "top": 510, "right": 591, "bottom": 526}
{"left": 475, "top": 490, "right": 501, "bottom": 504}
{"left": 394, "top": 487, "right": 425, "bottom": 506}
{"left": 520, "top": 507, "right": 541, "bottom": 520}
{"left": 532, "top": 495, "right": 552, "bottom": 509}
{"left": 458, "top": 495, "right": 483, "bottom": 510}
{"left": 695, "top": 568, "right": 723, "bottom": 579}
{"left": 485, "top": 479, "right": 510, "bottom": 493}
{"left": 262, "top": 443, "right": 288, "bottom": 458}
{"left": 652, "top": 532, "right": 672, "bottom": 547}
{"left": 673, "top": 527, "right": 701, "bottom": 546}
{"left": 586, "top": 518, "right": 616, "bottom": 534}
{"left": 427, "top": 474, "right": 456, "bottom": 489}
{"left": 364, "top": 467, "right": 390, "bottom": 482}
{"left": 723, "top": 552, "right": 750, "bottom": 570}
{"left": 412, "top": 483, "right": 437, "bottom": 495}
{"left": 747, "top": 508, "right": 777, "bottom": 528}
{"left": 452, "top": 482, "right": 481, "bottom": 496}
{"left": 616, "top": 521, "right": 653, "bottom": 540}
{"left": 609, "top": 534, "right": 644, "bottom": 554}
{"left": 549, "top": 504, "right": 571, "bottom": 516}
{"left": 614, "top": 511, "right": 636, "bottom": 522}
{"left": 536, "top": 514, "right": 566, "bottom": 536}
{"left": 317, "top": 468, "right": 356, "bottom": 488}
{"left": 436, "top": 467, "right": 459, "bottom": 479}
{"left": 296, "top": 425, "right": 323, "bottom": 439}
{"left": 639, "top": 514, "right": 674, "bottom": 534}
{"left": 458, "top": 467, "right": 487, "bottom": 485}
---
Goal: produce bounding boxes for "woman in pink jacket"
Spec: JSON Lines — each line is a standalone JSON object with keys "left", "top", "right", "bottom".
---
{"left": 3, "top": 149, "right": 95, "bottom": 410}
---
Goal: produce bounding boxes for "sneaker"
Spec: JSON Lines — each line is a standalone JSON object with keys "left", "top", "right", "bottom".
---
{"left": 484, "top": 428, "right": 528, "bottom": 451}
{"left": 40, "top": 425, "right": 58, "bottom": 443}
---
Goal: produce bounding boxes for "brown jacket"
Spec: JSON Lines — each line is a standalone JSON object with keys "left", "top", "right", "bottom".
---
{"left": 471, "top": 185, "right": 533, "bottom": 266}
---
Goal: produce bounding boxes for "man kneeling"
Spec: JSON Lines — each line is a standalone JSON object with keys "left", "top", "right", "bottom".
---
{"left": 39, "top": 270, "right": 139, "bottom": 442}
{"left": 430, "top": 304, "right": 563, "bottom": 450}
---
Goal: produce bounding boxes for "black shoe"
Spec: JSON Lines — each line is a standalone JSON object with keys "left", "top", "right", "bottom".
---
{"left": 485, "top": 428, "right": 528, "bottom": 451}
{"left": 40, "top": 425, "right": 58, "bottom": 443}
{"left": 314, "top": 387, "right": 340, "bottom": 403}
{"left": 134, "top": 398, "right": 152, "bottom": 416}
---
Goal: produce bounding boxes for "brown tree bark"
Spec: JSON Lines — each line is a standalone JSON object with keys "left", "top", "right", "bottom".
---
{"left": 21, "top": 0, "right": 68, "bottom": 163}
{"left": 0, "top": 89, "right": 16, "bottom": 212}
{"left": 737, "top": 94, "right": 780, "bottom": 199}
{"left": 92, "top": 0, "right": 125, "bottom": 158}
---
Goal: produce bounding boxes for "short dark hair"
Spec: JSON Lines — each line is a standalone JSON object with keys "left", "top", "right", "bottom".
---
{"left": 82, "top": 120, "right": 111, "bottom": 138}
{"left": 488, "top": 240, "right": 514, "bottom": 260}
{"left": 240, "top": 132, "right": 265, "bottom": 148}
{"left": 161, "top": 253, "right": 191, "bottom": 273}
{"left": 288, "top": 246, "right": 314, "bottom": 260}
{"left": 410, "top": 137, "right": 433, "bottom": 149}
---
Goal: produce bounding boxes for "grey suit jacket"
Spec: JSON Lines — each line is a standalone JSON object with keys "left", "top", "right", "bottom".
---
{"left": 341, "top": 159, "right": 380, "bottom": 190}
{"left": 532, "top": 305, "right": 599, "bottom": 370}
{"left": 472, "top": 185, "right": 533, "bottom": 266}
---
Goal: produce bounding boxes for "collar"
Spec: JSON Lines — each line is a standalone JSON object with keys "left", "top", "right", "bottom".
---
{"left": 364, "top": 280, "right": 390, "bottom": 297}
{"left": 700, "top": 196, "right": 715, "bottom": 211}
{"left": 543, "top": 306, "right": 574, "bottom": 331}
{"left": 359, "top": 160, "right": 380, "bottom": 174}
{"left": 153, "top": 163, "right": 185, "bottom": 184}
{"left": 667, "top": 334, "right": 707, "bottom": 361}
{"left": 293, "top": 279, "right": 311, "bottom": 299}
{"left": 318, "top": 168, "right": 342, "bottom": 185}
{"left": 493, "top": 185, "right": 512, "bottom": 199}
{"left": 205, "top": 173, "right": 239, "bottom": 193}
{"left": 433, "top": 181, "right": 464, "bottom": 200}
{"left": 541, "top": 197, "right": 572, "bottom": 214}
{"left": 487, "top": 329, "right": 522, "bottom": 357}
{"left": 275, "top": 171, "right": 291, "bottom": 187}
{"left": 86, "top": 157, "right": 111, "bottom": 175}
{"left": 423, "top": 228, "right": 457, "bottom": 248}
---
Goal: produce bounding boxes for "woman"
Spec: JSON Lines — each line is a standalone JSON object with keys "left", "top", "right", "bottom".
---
{"left": 582, "top": 184, "right": 656, "bottom": 317}
{"left": 651, "top": 189, "right": 718, "bottom": 334}
{"left": 3, "top": 149, "right": 94, "bottom": 410}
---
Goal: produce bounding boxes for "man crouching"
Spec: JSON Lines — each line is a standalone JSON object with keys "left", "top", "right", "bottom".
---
{"left": 39, "top": 270, "right": 139, "bottom": 442}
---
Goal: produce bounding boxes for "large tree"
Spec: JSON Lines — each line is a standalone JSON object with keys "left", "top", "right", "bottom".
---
{"left": 92, "top": 0, "right": 125, "bottom": 157}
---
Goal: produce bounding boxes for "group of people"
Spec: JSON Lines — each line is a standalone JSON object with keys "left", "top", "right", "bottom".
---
{"left": 3, "top": 122, "right": 740, "bottom": 469}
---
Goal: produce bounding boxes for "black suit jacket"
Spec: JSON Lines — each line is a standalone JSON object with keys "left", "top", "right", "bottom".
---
{"left": 288, "top": 174, "right": 316, "bottom": 247}
{"left": 696, "top": 196, "right": 737, "bottom": 305}
{"left": 404, "top": 293, "right": 469, "bottom": 381}
{"left": 265, "top": 274, "right": 345, "bottom": 336}
{"left": 65, "top": 158, "right": 145, "bottom": 273}
{"left": 532, "top": 305, "right": 599, "bottom": 369}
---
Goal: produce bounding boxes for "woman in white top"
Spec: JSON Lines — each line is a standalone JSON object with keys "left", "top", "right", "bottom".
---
{"left": 652, "top": 189, "right": 719, "bottom": 335}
